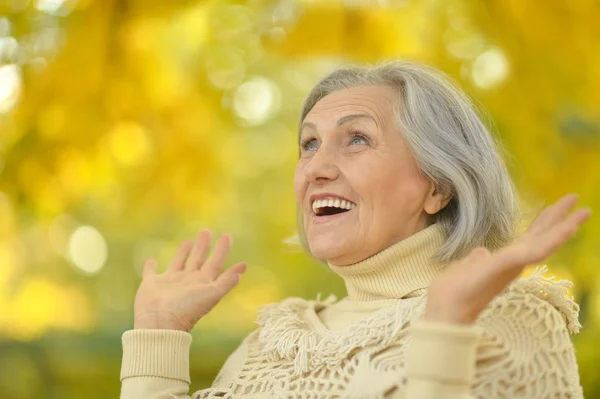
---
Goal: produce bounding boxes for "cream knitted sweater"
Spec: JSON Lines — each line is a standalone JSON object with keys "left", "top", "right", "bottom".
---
{"left": 120, "top": 224, "right": 584, "bottom": 398}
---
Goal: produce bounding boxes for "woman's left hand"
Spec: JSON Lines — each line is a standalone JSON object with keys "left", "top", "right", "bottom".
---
{"left": 424, "top": 193, "right": 592, "bottom": 325}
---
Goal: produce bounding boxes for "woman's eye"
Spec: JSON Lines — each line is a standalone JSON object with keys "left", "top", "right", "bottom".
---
{"left": 350, "top": 134, "right": 369, "bottom": 146}
{"left": 301, "top": 139, "right": 319, "bottom": 151}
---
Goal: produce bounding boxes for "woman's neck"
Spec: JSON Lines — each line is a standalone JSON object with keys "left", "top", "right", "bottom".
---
{"left": 327, "top": 223, "right": 448, "bottom": 301}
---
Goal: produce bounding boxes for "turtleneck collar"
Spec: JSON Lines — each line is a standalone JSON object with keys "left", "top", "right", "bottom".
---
{"left": 327, "top": 223, "right": 448, "bottom": 301}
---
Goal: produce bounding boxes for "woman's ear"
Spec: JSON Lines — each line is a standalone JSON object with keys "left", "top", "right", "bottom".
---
{"left": 424, "top": 182, "right": 453, "bottom": 215}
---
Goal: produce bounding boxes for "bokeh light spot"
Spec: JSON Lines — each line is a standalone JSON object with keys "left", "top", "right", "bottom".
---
{"left": 36, "top": 0, "right": 70, "bottom": 15}
{"left": 108, "top": 121, "right": 152, "bottom": 167}
{"left": 0, "top": 17, "right": 11, "bottom": 36}
{"left": 0, "top": 64, "right": 22, "bottom": 114}
{"left": 233, "top": 77, "right": 281, "bottom": 126}
{"left": 9, "top": 277, "right": 92, "bottom": 340}
{"left": 0, "top": 37, "right": 19, "bottom": 63}
{"left": 68, "top": 225, "right": 108, "bottom": 275}
{"left": 471, "top": 47, "right": 509, "bottom": 89}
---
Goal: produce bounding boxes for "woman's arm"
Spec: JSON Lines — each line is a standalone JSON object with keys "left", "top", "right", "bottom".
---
{"left": 402, "top": 319, "right": 481, "bottom": 399}
{"left": 120, "top": 329, "right": 193, "bottom": 399}
{"left": 120, "top": 229, "right": 247, "bottom": 398}
{"left": 120, "top": 328, "right": 253, "bottom": 399}
{"left": 471, "top": 291, "right": 583, "bottom": 398}
{"left": 400, "top": 292, "right": 583, "bottom": 399}
{"left": 396, "top": 193, "right": 589, "bottom": 398}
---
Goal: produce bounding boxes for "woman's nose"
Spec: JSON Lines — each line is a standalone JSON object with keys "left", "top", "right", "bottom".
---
{"left": 303, "top": 147, "right": 340, "bottom": 184}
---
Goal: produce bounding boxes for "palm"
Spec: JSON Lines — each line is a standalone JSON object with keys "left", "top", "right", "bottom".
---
{"left": 426, "top": 194, "right": 592, "bottom": 325}
{"left": 133, "top": 230, "right": 247, "bottom": 332}
{"left": 135, "top": 270, "right": 223, "bottom": 331}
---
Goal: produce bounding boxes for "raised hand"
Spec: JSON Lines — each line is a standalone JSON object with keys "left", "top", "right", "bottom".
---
{"left": 133, "top": 230, "right": 247, "bottom": 332}
{"left": 424, "top": 193, "right": 592, "bottom": 325}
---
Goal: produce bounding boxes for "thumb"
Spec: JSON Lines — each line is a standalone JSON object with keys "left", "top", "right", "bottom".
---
{"left": 142, "top": 259, "right": 157, "bottom": 280}
{"left": 214, "top": 263, "right": 247, "bottom": 296}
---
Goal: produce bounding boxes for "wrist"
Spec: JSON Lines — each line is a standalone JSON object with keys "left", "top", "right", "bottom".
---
{"left": 134, "top": 314, "right": 189, "bottom": 331}
{"left": 423, "top": 303, "right": 476, "bottom": 325}
{"left": 422, "top": 312, "right": 474, "bottom": 325}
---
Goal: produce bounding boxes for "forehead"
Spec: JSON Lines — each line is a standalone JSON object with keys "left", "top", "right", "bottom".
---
{"left": 306, "top": 84, "right": 398, "bottom": 124}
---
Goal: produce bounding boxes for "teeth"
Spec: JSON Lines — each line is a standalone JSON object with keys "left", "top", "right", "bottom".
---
{"left": 311, "top": 197, "right": 356, "bottom": 214}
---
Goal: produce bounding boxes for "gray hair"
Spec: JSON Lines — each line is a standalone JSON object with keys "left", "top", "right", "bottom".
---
{"left": 291, "top": 60, "right": 523, "bottom": 265}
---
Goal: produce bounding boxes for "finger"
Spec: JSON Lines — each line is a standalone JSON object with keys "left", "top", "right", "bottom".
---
{"left": 508, "top": 207, "right": 592, "bottom": 267}
{"left": 142, "top": 259, "right": 157, "bottom": 279}
{"left": 545, "top": 193, "right": 580, "bottom": 226}
{"left": 199, "top": 234, "right": 232, "bottom": 281}
{"left": 184, "top": 229, "right": 212, "bottom": 271}
{"left": 531, "top": 194, "right": 579, "bottom": 233}
{"left": 476, "top": 206, "right": 591, "bottom": 299}
{"left": 534, "top": 207, "right": 592, "bottom": 261}
{"left": 167, "top": 239, "right": 194, "bottom": 272}
{"left": 213, "top": 262, "right": 247, "bottom": 296}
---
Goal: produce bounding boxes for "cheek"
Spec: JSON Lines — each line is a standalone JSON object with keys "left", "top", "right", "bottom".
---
{"left": 350, "top": 164, "right": 397, "bottom": 203}
{"left": 293, "top": 164, "right": 306, "bottom": 202}
{"left": 367, "top": 168, "right": 424, "bottom": 210}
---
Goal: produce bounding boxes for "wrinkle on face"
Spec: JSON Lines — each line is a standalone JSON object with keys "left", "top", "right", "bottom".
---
{"left": 302, "top": 87, "right": 393, "bottom": 135}
{"left": 294, "top": 84, "right": 434, "bottom": 266}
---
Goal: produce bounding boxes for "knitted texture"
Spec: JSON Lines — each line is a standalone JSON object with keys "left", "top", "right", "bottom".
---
{"left": 120, "top": 223, "right": 584, "bottom": 398}
{"left": 187, "top": 267, "right": 583, "bottom": 398}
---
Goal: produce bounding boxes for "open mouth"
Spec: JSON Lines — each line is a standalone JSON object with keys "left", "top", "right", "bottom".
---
{"left": 312, "top": 198, "right": 356, "bottom": 217}
{"left": 315, "top": 207, "right": 350, "bottom": 217}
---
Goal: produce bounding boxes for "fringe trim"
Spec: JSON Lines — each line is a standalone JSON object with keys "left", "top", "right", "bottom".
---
{"left": 506, "top": 265, "right": 581, "bottom": 334}
{"left": 255, "top": 295, "right": 425, "bottom": 376}
{"left": 254, "top": 265, "right": 580, "bottom": 376}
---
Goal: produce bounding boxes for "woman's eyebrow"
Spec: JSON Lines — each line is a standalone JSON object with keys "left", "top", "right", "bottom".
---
{"left": 336, "top": 113, "right": 378, "bottom": 127}
{"left": 301, "top": 113, "right": 378, "bottom": 132}
{"left": 301, "top": 121, "right": 317, "bottom": 131}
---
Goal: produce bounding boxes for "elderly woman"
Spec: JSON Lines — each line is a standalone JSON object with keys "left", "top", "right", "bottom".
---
{"left": 120, "top": 62, "right": 591, "bottom": 398}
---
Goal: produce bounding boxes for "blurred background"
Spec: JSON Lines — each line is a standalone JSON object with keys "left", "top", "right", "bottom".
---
{"left": 0, "top": 0, "right": 598, "bottom": 397}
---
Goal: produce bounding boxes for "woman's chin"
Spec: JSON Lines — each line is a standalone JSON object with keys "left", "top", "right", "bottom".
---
{"left": 308, "top": 239, "right": 350, "bottom": 263}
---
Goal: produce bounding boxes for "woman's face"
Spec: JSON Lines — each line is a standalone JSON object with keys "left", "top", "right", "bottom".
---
{"left": 294, "top": 84, "right": 447, "bottom": 266}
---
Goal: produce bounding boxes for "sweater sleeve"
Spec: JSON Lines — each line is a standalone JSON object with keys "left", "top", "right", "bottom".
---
{"left": 402, "top": 319, "right": 482, "bottom": 399}
{"left": 120, "top": 328, "right": 254, "bottom": 399}
{"left": 471, "top": 292, "right": 584, "bottom": 398}
{"left": 402, "top": 291, "right": 584, "bottom": 399}
{"left": 120, "top": 329, "right": 194, "bottom": 399}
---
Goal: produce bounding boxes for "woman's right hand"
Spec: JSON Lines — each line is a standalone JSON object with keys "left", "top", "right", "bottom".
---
{"left": 133, "top": 229, "right": 247, "bottom": 332}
